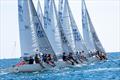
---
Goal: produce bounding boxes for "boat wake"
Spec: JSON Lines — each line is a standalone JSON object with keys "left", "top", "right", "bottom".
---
{"left": 0, "top": 68, "right": 10, "bottom": 76}
{"left": 84, "top": 67, "right": 120, "bottom": 73}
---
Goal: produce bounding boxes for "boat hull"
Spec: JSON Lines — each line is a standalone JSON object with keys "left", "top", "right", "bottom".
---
{"left": 7, "top": 57, "right": 98, "bottom": 73}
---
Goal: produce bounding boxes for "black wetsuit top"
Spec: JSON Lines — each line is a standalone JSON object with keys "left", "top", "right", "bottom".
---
{"left": 63, "top": 55, "right": 68, "bottom": 61}
{"left": 29, "top": 58, "right": 34, "bottom": 64}
{"left": 35, "top": 57, "right": 40, "bottom": 63}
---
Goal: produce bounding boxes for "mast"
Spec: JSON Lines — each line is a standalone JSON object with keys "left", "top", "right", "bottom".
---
{"left": 27, "top": 0, "right": 57, "bottom": 61}
{"left": 18, "top": 0, "right": 34, "bottom": 57}
{"left": 82, "top": 0, "right": 106, "bottom": 54}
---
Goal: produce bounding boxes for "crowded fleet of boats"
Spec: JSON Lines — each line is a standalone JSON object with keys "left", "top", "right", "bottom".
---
{"left": 8, "top": 0, "right": 107, "bottom": 72}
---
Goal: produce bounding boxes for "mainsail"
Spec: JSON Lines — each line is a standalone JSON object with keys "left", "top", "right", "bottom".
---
{"left": 49, "top": 0, "right": 63, "bottom": 54}
{"left": 18, "top": 0, "right": 34, "bottom": 56}
{"left": 66, "top": 0, "right": 88, "bottom": 54}
{"left": 27, "top": 0, "right": 57, "bottom": 60}
{"left": 58, "top": 0, "right": 73, "bottom": 53}
{"left": 62, "top": 0, "right": 75, "bottom": 52}
{"left": 37, "top": 0, "right": 44, "bottom": 27}
{"left": 82, "top": 0, "right": 96, "bottom": 52}
{"left": 82, "top": 0, "right": 106, "bottom": 53}
{"left": 43, "top": 0, "right": 62, "bottom": 55}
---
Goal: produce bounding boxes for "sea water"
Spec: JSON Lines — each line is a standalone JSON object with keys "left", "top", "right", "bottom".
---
{"left": 0, "top": 52, "right": 120, "bottom": 80}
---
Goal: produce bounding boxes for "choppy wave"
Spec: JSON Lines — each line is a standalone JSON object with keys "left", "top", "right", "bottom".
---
{"left": 84, "top": 67, "right": 120, "bottom": 73}
{"left": 0, "top": 52, "right": 120, "bottom": 80}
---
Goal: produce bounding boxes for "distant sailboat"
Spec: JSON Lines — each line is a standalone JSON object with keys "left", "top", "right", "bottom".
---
{"left": 82, "top": 0, "right": 106, "bottom": 54}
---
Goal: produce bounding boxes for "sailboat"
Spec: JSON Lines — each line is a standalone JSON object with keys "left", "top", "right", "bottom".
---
{"left": 65, "top": 0, "right": 88, "bottom": 54}
{"left": 82, "top": 0, "right": 106, "bottom": 55}
{"left": 8, "top": 0, "right": 58, "bottom": 72}
{"left": 8, "top": 0, "right": 73, "bottom": 72}
{"left": 7, "top": 0, "right": 107, "bottom": 72}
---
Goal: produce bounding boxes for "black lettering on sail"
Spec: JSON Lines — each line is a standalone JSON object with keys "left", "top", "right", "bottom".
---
{"left": 18, "top": 5, "right": 23, "bottom": 21}
{"left": 35, "top": 23, "right": 44, "bottom": 38}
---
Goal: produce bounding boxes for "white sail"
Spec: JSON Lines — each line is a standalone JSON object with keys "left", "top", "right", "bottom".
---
{"left": 62, "top": 0, "right": 75, "bottom": 52}
{"left": 18, "top": 0, "right": 34, "bottom": 57}
{"left": 58, "top": 0, "right": 73, "bottom": 53}
{"left": 86, "top": 7, "right": 106, "bottom": 53}
{"left": 82, "top": 0, "right": 95, "bottom": 52}
{"left": 82, "top": 0, "right": 106, "bottom": 53}
{"left": 27, "top": 0, "right": 57, "bottom": 60}
{"left": 43, "top": 0, "right": 62, "bottom": 55}
{"left": 49, "top": 0, "right": 63, "bottom": 55}
{"left": 65, "top": 0, "right": 88, "bottom": 54}
{"left": 37, "top": 0, "right": 44, "bottom": 27}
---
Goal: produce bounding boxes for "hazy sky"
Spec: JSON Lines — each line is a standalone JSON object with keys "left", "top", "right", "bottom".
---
{"left": 0, "top": 0, "right": 120, "bottom": 59}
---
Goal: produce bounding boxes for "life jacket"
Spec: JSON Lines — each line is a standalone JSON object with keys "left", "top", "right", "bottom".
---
{"left": 16, "top": 61, "right": 26, "bottom": 67}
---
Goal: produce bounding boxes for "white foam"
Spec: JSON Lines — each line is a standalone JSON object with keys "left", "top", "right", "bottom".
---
{"left": 84, "top": 67, "right": 120, "bottom": 73}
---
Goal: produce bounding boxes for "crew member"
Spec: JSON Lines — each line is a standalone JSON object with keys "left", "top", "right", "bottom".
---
{"left": 68, "top": 52, "right": 79, "bottom": 64}
{"left": 46, "top": 54, "right": 56, "bottom": 67}
{"left": 29, "top": 56, "right": 34, "bottom": 64}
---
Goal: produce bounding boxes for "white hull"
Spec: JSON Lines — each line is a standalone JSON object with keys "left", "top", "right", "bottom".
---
{"left": 7, "top": 60, "right": 73, "bottom": 73}
{"left": 7, "top": 57, "right": 98, "bottom": 73}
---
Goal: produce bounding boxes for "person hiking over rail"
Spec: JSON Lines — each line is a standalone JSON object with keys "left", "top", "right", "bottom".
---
{"left": 46, "top": 54, "right": 56, "bottom": 67}
{"left": 35, "top": 54, "right": 45, "bottom": 68}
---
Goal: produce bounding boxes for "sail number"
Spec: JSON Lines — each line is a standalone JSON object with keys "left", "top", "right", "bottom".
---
{"left": 35, "top": 23, "right": 44, "bottom": 38}
{"left": 73, "top": 29, "right": 81, "bottom": 41}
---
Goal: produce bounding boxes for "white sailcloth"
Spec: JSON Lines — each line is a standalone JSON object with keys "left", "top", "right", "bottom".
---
{"left": 18, "top": 0, "right": 34, "bottom": 57}
{"left": 82, "top": 0, "right": 95, "bottom": 52}
{"left": 37, "top": 0, "right": 44, "bottom": 27}
{"left": 62, "top": 0, "right": 75, "bottom": 52}
{"left": 58, "top": 0, "right": 73, "bottom": 53}
{"left": 66, "top": 0, "right": 88, "bottom": 54}
{"left": 27, "top": 0, "right": 57, "bottom": 60}
{"left": 43, "top": 0, "right": 62, "bottom": 55}
{"left": 49, "top": 0, "right": 63, "bottom": 55}
{"left": 82, "top": 0, "right": 106, "bottom": 53}
{"left": 86, "top": 7, "right": 106, "bottom": 53}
